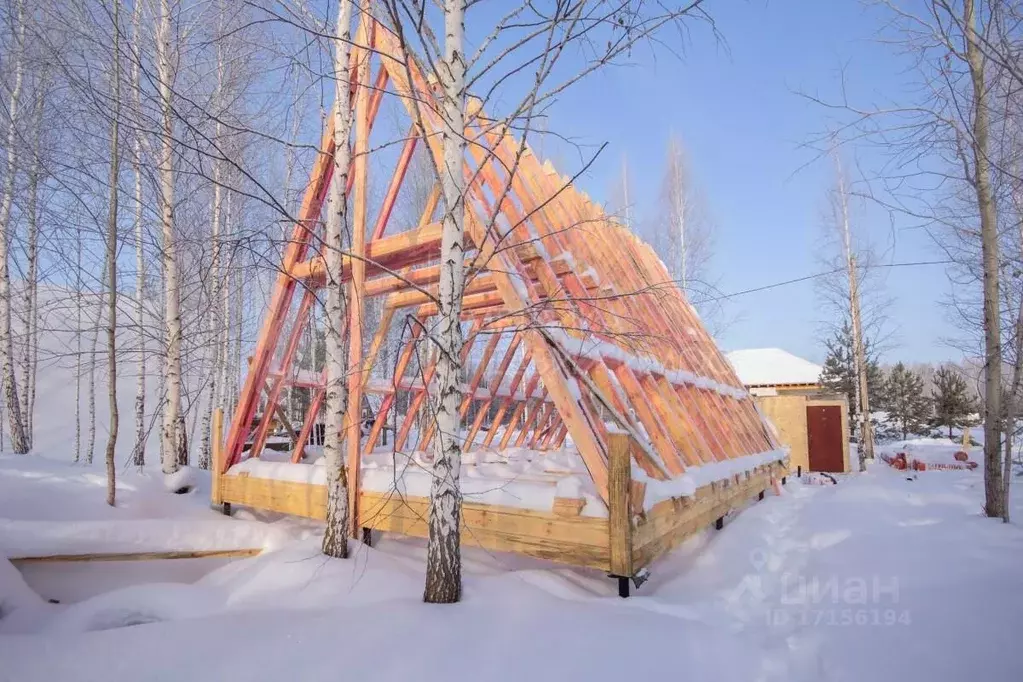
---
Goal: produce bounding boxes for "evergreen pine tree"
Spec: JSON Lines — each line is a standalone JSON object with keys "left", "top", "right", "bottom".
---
{"left": 931, "top": 365, "right": 978, "bottom": 439}
{"left": 818, "top": 321, "right": 884, "bottom": 434}
{"left": 884, "top": 362, "right": 931, "bottom": 439}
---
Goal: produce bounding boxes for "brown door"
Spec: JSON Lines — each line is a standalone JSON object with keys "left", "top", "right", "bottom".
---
{"left": 806, "top": 405, "right": 844, "bottom": 472}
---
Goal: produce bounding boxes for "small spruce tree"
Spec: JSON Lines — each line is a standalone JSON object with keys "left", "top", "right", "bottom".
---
{"left": 818, "top": 321, "right": 884, "bottom": 435}
{"left": 931, "top": 365, "right": 978, "bottom": 439}
{"left": 884, "top": 362, "right": 931, "bottom": 440}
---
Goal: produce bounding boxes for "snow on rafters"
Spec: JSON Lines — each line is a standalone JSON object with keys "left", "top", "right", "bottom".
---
{"left": 222, "top": 15, "right": 782, "bottom": 522}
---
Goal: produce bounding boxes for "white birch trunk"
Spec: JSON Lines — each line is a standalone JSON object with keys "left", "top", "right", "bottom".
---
{"left": 75, "top": 232, "right": 82, "bottom": 463}
{"left": 965, "top": 0, "right": 1006, "bottom": 519}
{"left": 835, "top": 156, "right": 873, "bottom": 472}
{"left": 232, "top": 219, "right": 243, "bottom": 415}
{"left": 223, "top": 190, "right": 237, "bottom": 415}
{"left": 131, "top": 0, "right": 146, "bottom": 470}
{"left": 424, "top": 0, "right": 467, "bottom": 604}
{"left": 21, "top": 83, "right": 44, "bottom": 448}
{"left": 666, "top": 139, "right": 688, "bottom": 289}
{"left": 321, "top": 0, "right": 356, "bottom": 560}
{"left": 157, "top": 0, "right": 182, "bottom": 476}
{"left": 86, "top": 254, "right": 106, "bottom": 465}
{"left": 0, "top": 0, "right": 28, "bottom": 454}
{"left": 201, "top": 39, "right": 226, "bottom": 472}
{"left": 105, "top": 0, "right": 122, "bottom": 506}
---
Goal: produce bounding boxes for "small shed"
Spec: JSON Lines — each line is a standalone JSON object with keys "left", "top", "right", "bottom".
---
{"left": 727, "top": 349, "right": 850, "bottom": 473}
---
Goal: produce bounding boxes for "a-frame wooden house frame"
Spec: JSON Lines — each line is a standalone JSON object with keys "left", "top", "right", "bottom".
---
{"left": 212, "top": 15, "right": 787, "bottom": 586}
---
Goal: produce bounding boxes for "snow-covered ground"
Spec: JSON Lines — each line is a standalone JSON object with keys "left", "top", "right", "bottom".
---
{"left": 2, "top": 446, "right": 1022, "bottom": 681}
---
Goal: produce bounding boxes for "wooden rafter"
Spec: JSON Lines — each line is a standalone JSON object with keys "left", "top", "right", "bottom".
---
{"left": 223, "top": 15, "right": 779, "bottom": 530}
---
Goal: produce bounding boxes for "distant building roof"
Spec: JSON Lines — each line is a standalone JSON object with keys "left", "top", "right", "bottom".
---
{"left": 726, "top": 348, "right": 823, "bottom": 387}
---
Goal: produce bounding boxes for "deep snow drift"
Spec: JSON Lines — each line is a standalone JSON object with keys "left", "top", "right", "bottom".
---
{"left": 1, "top": 448, "right": 1022, "bottom": 682}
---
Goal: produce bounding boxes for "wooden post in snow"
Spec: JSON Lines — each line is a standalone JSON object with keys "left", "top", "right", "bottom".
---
{"left": 212, "top": 408, "right": 224, "bottom": 506}
{"left": 608, "top": 432, "right": 633, "bottom": 595}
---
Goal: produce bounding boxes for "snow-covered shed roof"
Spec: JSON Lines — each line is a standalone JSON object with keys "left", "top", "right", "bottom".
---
{"left": 726, "top": 348, "right": 823, "bottom": 387}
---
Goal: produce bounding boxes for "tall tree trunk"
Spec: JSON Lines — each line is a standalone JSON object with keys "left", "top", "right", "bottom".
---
{"left": 201, "top": 29, "right": 226, "bottom": 472}
{"left": 835, "top": 154, "right": 873, "bottom": 472}
{"left": 223, "top": 190, "right": 236, "bottom": 415}
{"left": 157, "top": 0, "right": 182, "bottom": 476}
{"left": 667, "top": 137, "right": 688, "bottom": 289}
{"left": 199, "top": 361, "right": 215, "bottom": 469}
{"left": 105, "top": 0, "right": 122, "bottom": 506}
{"left": 425, "top": 0, "right": 467, "bottom": 605}
{"left": 0, "top": 0, "right": 28, "bottom": 455}
{"left": 75, "top": 232, "right": 83, "bottom": 462}
{"left": 87, "top": 254, "right": 107, "bottom": 465}
{"left": 1003, "top": 421, "right": 1013, "bottom": 522}
{"left": 176, "top": 414, "right": 187, "bottom": 466}
{"left": 232, "top": 218, "right": 243, "bottom": 415}
{"left": 131, "top": 0, "right": 146, "bottom": 469}
{"left": 322, "top": 0, "right": 355, "bottom": 560}
{"left": 965, "top": 0, "right": 1005, "bottom": 518}
{"left": 21, "top": 82, "right": 44, "bottom": 449}
{"left": 1001, "top": 188, "right": 1023, "bottom": 523}
{"left": 157, "top": 281, "right": 166, "bottom": 468}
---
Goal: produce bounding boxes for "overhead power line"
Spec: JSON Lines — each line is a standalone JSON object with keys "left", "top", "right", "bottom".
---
{"left": 701, "top": 259, "right": 955, "bottom": 303}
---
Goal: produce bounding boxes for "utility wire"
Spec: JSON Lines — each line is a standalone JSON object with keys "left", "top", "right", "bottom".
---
{"left": 700, "top": 259, "right": 955, "bottom": 303}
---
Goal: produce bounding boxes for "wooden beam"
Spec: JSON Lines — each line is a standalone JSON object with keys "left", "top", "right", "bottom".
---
{"left": 292, "top": 385, "right": 325, "bottom": 462}
{"left": 481, "top": 350, "right": 533, "bottom": 448}
{"left": 347, "top": 13, "right": 372, "bottom": 536}
{"left": 363, "top": 320, "right": 424, "bottom": 454}
{"left": 371, "top": 125, "right": 418, "bottom": 240}
{"left": 223, "top": 118, "right": 336, "bottom": 470}
{"left": 288, "top": 220, "right": 486, "bottom": 285}
{"left": 247, "top": 289, "right": 318, "bottom": 460}
{"left": 211, "top": 408, "right": 224, "bottom": 505}
{"left": 219, "top": 474, "right": 613, "bottom": 571}
{"left": 463, "top": 333, "right": 523, "bottom": 450}
{"left": 11, "top": 548, "right": 263, "bottom": 564}
{"left": 607, "top": 432, "right": 633, "bottom": 578}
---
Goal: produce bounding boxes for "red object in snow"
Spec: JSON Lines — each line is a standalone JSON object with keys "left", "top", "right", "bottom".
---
{"left": 954, "top": 450, "right": 969, "bottom": 462}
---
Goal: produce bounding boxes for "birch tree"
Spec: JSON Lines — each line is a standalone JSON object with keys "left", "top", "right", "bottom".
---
{"left": 199, "top": 20, "right": 227, "bottom": 472}
{"left": 86, "top": 252, "right": 106, "bottom": 465}
{"left": 833, "top": 154, "right": 875, "bottom": 471}
{"left": 654, "top": 134, "right": 721, "bottom": 331}
{"left": 105, "top": 0, "right": 122, "bottom": 506}
{"left": 75, "top": 231, "right": 83, "bottom": 463}
{"left": 365, "top": 0, "right": 717, "bottom": 603}
{"left": 131, "top": 0, "right": 146, "bottom": 469}
{"left": 423, "top": 0, "right": 468, "bottom": 605}
{"left": 20, "top": 78, "right": 45, "bottom": 448}
{"left": 156, "top": 0, "right": 183, "bottom": 477}
{"left": 963, "top": 0, "right": 1006, "bottom": 518}
{"left": 0, "top": 0, "right": 28, "bottom": 454}
{"left": 809, "top": 0, "right": 1007, "bottom": 516}
{"left": 322, "top": 0, "right": 356, "bottom": 559}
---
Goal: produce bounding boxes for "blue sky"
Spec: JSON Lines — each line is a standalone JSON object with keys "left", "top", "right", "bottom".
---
{"left": 521, "top": 0, "right": 956, "bottom": 365}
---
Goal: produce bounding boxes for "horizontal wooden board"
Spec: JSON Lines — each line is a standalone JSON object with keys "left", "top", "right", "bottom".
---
{"left": 10, "top": 548, "right": 262, "bottom": 564}
{"left": 631, "top": 462, "right": 785, "bottom": 571}
{"left": 219, "top": 475, "right": 612, "bottom": 571}
{"left": 221, "top": 474, "right": 327, "bottom": 520}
